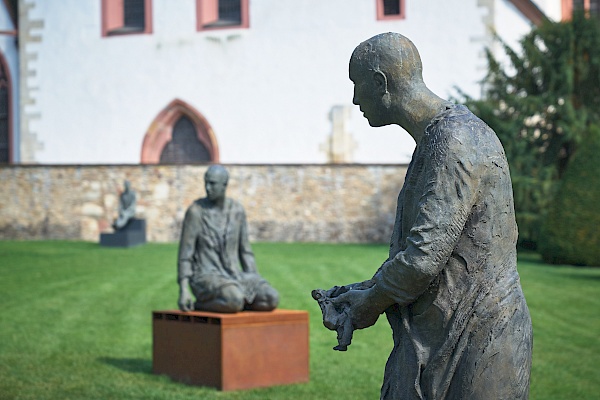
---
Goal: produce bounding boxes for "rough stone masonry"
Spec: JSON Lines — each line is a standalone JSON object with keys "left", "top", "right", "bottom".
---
{"left": 0, "top": 164, "right": 407, "bottom": 243}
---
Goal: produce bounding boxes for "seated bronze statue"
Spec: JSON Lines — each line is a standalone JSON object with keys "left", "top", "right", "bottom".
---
{"left": 177, "top": 165, "right": 279, "bottom": 313}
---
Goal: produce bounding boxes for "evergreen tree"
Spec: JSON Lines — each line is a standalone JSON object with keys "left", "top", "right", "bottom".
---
{"left": 461, "top": 13, "right": 600, "bottom": 248}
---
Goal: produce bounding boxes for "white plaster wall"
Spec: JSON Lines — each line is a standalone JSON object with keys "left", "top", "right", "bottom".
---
{"left": 349, "top": 1, "right": 488, "bottom": 163}
{"left": 533, "top": 0, "right": 562, "bottom": 21}
{"left": 0, "top": 4, "right": 18, "bottom": 162}
{"left": 495, "top": 0, "right": 535, "bottom": 53}
{"left": 25, "top": 0, "right": 504, "bottom": 165}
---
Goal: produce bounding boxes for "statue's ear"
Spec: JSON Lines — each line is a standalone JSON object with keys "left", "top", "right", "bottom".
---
{"left": 373, "top": 70, "right": 388, "bottom": 94}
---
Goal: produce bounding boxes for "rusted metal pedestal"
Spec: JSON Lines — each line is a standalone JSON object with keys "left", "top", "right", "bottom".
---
{"left": 152, "top": 309, "right": 309, "bottom": 391}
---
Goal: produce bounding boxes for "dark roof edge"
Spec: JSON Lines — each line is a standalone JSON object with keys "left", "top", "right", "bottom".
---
{"left": 509, "top": 0, "right": 549, "bottom": 27}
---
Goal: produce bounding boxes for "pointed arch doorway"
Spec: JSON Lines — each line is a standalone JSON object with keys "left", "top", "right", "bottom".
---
{"left": 141, "top": 99, "right": 219, "bottom": 164}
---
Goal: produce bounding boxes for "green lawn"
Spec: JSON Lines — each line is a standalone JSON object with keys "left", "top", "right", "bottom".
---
{"left": 0, "top": 241, "right": 598, "bottom": 400}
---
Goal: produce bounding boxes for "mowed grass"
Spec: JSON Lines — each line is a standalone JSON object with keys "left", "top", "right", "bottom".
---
{"left": 0, "top": 241, "right": 598, "bottom": 400}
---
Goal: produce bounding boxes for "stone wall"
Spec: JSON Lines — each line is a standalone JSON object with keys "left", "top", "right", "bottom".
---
{"left": 0, "top": 164, "right": 408, "bottom": 243}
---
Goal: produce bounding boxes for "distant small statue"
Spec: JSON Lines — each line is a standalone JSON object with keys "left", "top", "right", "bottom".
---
{"left": 113, "top": 180, "right": 136, "bottom": 230}
{"left": 177, "top": 165, "right": 279, "bottom": 313}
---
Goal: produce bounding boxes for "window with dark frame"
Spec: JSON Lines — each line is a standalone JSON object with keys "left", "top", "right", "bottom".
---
{"left": 376, "top": 0, "right": 405, "bottom": 20}
{"left": 123, "top": 0, "right": 146, "bottom": 31}
{"left": 589, "top": 0, "right": 600, "bottom": 17}
{"left": 572, "top": 0, "right": 600, "bottom": 17}
{"left": 383, "top": 0, "right": 401, "bottom": 16}
{"left": 197, "top": 0, "right": 248, "bottom": 30}
{"left": 215, "top": 0, "right": 242, "bottom": 26}
{"left": 102, "top": 0, "right": 152, "bottom": 37}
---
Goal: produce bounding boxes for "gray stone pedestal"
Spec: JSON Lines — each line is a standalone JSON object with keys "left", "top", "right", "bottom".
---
{"left": 100, "top": 219, "right": 146, "bottom": 247}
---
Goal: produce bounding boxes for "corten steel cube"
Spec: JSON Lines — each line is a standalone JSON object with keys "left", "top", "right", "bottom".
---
{"left": 152, "top": 309, "right": 309, "bottom": 391}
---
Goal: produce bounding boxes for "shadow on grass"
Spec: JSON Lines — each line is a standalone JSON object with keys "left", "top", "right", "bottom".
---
{"left": 556, "top": 271, "right": 600, "bottom": 281}
{"left": 98, "top": 357, "right": 152, "bottom": 374}
{"left": 518, "top": 252, "right": 600, "bottom": 282}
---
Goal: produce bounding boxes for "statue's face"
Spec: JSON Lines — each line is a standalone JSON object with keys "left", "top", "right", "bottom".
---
{"left": 205, "top": 171, "right": 228, "bottom": 202}
{"left": 349, "top": 58, "right": 389, "bottom": 127}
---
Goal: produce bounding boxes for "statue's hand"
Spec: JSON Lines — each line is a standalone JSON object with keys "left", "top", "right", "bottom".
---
{"left": 178, "top": 286, "right": 194, "bottom": 312}
{"left": 330, "top": 287, "right": 381, "bottom": 330}
{"left": 325, "top": 279, "right": 376, "bottom": 298}
{"left": 311, "top": 288, "right": 355, "bottom": 351}
{"left": 324, "top": 284, "right": 352, "bottom": 298}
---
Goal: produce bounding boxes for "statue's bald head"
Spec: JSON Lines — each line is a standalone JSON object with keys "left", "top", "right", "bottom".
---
{"left": 351, "top": 32, "right": 423, "bottom": 86}
{"left": 205, "top": 164, "right": 229, "bottom": 184}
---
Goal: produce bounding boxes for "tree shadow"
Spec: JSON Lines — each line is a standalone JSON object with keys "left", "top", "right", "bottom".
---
{"left": 558, "top": 271, "right": 600, "bottom": 281}
{"left": 519, "top": 252, "right": 600, "bottom": 280}
{"left": 98, "top": 357, "right": 152, "bottom": 375}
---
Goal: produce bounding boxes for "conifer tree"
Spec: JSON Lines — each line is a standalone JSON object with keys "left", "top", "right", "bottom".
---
{"left": 461, "top": 12, "right": 600, "bottom": 248}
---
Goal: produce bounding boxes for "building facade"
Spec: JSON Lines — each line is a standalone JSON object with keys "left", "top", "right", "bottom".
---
{"left": 2, "top": 0, "right": 566, "bottom": 165}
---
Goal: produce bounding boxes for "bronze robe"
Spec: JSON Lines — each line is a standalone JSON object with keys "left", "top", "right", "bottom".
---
{"left": 178, "top": 197, "right": 265, "bottom": 303}
{"left": 373, "top": 105, "right": 532, "bottom": 399}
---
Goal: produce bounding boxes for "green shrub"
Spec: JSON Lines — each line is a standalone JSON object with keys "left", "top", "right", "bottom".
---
{"left": 539, "top": 126, "right": 600, "bottom": 266}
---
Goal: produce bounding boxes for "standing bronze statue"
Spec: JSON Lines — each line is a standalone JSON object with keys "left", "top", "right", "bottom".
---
{"left": 313, "top": 33, "right": 533, "bottom": 399}
{"left": 177, "top": 165, "right": 279, "bottom": 313}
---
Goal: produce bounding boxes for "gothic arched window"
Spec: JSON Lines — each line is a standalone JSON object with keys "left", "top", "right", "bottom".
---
{"left": 159, "top": 115, "right": 211, "bottom": 163}
{"left": 141, "top": 99, "right": 219, "bottom": 164}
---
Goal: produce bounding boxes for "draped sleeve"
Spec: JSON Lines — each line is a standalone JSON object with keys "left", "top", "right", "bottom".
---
{"left": 373, "top": 118, "right": 481, "bottom": 305}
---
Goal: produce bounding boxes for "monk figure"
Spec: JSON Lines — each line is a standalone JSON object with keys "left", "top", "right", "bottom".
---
{"left": 313, "top": 33, "right": 533, "bottom": 399}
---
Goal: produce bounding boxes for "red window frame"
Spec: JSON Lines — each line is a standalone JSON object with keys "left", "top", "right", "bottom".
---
{"left": 101, "top": 0, "right": 153, "bottom": 37}
{"left": 376, "top": 0, "right": 406, "bottom": 21}
{"left": 196, "top": 0, "right": 249, "bottom": 31}
{"left": 562, "top": 0, "right": 600, "bottom": 19}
